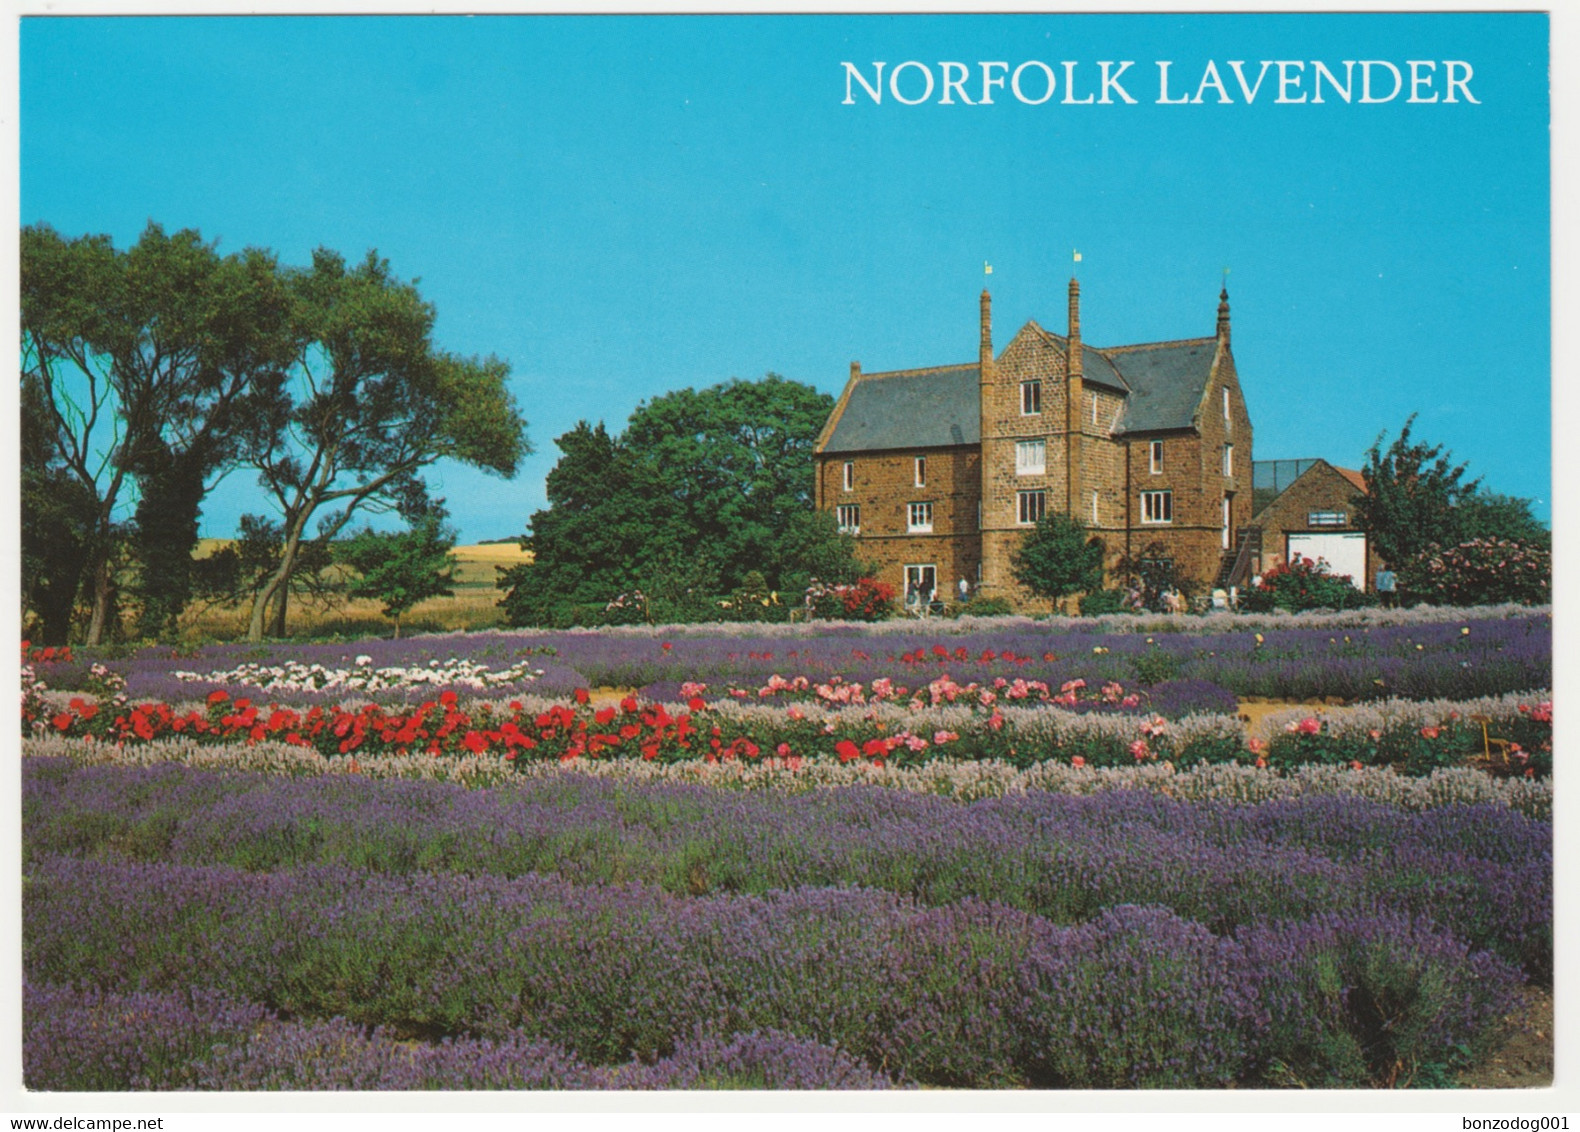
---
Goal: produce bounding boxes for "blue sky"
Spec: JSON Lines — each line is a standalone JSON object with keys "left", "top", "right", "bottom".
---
{"left": 21, "top": 12, "right": 1550, "bottom": 541}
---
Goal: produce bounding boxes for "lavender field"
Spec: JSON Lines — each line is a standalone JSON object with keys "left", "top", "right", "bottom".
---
{"left": 20, "top": 605, "right": 1554, "bottom": 1090}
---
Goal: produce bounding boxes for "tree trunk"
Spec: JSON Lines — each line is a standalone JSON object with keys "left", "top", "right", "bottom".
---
{"left": 85, "top": 557, "right": 113, "bottom": 646}
{"left": 248, "top": 515, "right": 310, "bottom": 642}
{"left": 268, "top": 574, "right": 290, "bottom": 638}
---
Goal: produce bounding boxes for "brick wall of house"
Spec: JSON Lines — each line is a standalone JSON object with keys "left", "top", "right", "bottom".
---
{"left": 815, "top": 446, "right": 981, "bottom": 598}
{"left": 1252, "top": 461, "right": 1378, "bottom": 588}
{"left": 817, "top": 288, "right": 1255, "bottom": 609}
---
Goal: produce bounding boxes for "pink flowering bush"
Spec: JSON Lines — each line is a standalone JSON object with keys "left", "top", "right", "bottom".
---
{"left": 1265, "top": 700, "right": 1551, "bottom": 778}
{"left": 1400, "top": 538, "right": 1550, "bottom": 607}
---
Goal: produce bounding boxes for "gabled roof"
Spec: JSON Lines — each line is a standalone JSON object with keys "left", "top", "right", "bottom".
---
{"left": 817, "top": 324, "right": 1225, "bottom": 454}
{"left": 1250, "top": 458, "right": 1369, "bottom": 524}
{"left": 1104, "top": 338, "right": 1220, "bottom": 434}
{"left": 819, "top": 364, "right": 980, "bottom": 454}
{"left": 1334, "top": 466, "right": 1368, "bottom": 494}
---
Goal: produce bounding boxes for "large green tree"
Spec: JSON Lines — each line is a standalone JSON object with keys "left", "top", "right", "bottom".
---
{"left": 20, "top": 375, "right": 100, "bottom": 644}
{"left": 1353, "top": 415, "right": 1482, "bottom": 567}
{"left": 1011, "top": 512, "right": 1106, "bottom": 609}
{"left": 499, "top": 376, "right": 860, "bottom": 627}
{"left": 1454, "top": 490, "right": 1550, "bottom": 548}
{"left": 22, "top": 225, "right": 131, "bottom": 643}
{"left": 240, "top": 248, "right": 528, "bottom": 641}
{"left": 21, "top": 222, "right": 296, "bottom": 641}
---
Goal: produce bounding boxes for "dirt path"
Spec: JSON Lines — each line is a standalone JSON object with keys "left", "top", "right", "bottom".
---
{"left": 1457, "top": 986, "right": 1553, "bottom": 1088}
{"left": 1236, "top": 697, "right": 1363, "bottom": 739}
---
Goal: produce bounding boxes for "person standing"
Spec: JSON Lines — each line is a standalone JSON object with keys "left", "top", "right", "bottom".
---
{"left": 1375, "top": 567, "right": 1397, "bottom": 608}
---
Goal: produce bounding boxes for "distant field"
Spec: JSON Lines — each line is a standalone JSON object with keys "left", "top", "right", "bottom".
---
{"left": 179, "top": 542, "right": 534, "bottom": 639}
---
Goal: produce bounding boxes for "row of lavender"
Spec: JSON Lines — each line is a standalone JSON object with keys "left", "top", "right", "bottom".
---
{"left": 27, "top": 734, "right": 1554, "bottom": 819}
{"left": 46, "top": 610, "right": 1550, "bottom": 707}
{"left": 25, "top": 760, "right": 1552, "bottom": 981}
{"left": 25, "top": 984, "right": 893, "bottom": 1091}
{"left": 25, "top": 848, "right": 1524, "bottom": 1090}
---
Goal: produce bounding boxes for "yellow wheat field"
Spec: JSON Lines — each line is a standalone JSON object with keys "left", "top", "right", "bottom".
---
{"left": 178, "top": 543, "right": 534, "bottom": 640}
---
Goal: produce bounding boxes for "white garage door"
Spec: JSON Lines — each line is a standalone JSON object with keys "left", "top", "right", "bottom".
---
{"left": 1287, "top": 532, "right": 1367, "bottom": 590}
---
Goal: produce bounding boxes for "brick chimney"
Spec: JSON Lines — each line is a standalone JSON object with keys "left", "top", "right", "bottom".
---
{"left": 1066, "top": 277, "right": 1084, "bottom": 515}
{"left": 1217, "top": 286, "right": 1230, "bottom": 346}
{"left": 978, "top": 290, "right": 994, "bottom": 594}
{"left": 850, "top": 360, "right": 861, "bottom": 383}
{"left": 979, "top": 289, "right": 993, "bottom": 374}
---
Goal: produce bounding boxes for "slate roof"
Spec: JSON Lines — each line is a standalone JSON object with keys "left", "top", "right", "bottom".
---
{"left": 1104, "top": 339, "right": 1220, "bottom": 434}
{"left": 818, "top": 322, "right": 1226, "bottom": 454}
{"left": 819, "top": 364, "right": 981, "bottom": 453}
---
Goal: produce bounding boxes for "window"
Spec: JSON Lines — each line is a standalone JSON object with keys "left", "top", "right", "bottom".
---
{"left": 1223, "top": 386, "right": 1231, "bottom": 420}
{"left": 1091, "top": 392, "right": 1099, "bottom": 426}
{"left": 1222, "top": 495, "right": 1232, "bottom": 549}
{"left": 1091, "top": 490, "right": 1099, "bottom": 526}
{"left": 1308, "top": 510, "right": 1348, "bottom": 527}
{"left": 1015, "top": 439, "right": 1046, "bottom": 475}
{"left": 842, "top": 461, "right": 854, "bottom": 492}
{"left": 914, "top": 456, "right": 926, "bottom": 487}
{"left": 1141, "top": 490, "right": 1173, "bottom": 524}
{"left": 1149, "top": 440, "right": 1163, "bottom": 475}
{"left": 1017, "top": 490, "right": 1046, "bottom": 526}
{"left": 1222, "top": 444, "right": 1233, "bottom": 476}
{"left": 1020, "top": 381, "right": 1041, "bottom": 415}
{"left": 835, "top": 504, "right": 861, "bottom": 534}
{"left": 907, "top": 502, "right": 933, "bottom": 533}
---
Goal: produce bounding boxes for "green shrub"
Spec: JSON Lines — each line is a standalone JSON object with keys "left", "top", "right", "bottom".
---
{"left": 959, "top": 595, "right": 1014, "bottom": 618}
{"left": 1078, "top": 589, "right": 1128, "bottom": 617}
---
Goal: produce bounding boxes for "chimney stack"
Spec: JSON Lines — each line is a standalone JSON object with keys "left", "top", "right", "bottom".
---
{"left": 979, "top": 290, "right": 993, "bottom": 372}
{"left": 850, "top": 360, "right": 861, "bottom": 383}
{"left": 1066, "top": 277, "right": 1084, "bottom": 516}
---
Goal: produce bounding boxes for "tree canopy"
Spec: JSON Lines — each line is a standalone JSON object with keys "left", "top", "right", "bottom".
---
{"left": 1354, "top": 415, "right": 1546, "bottom": 565}
{"left": 240, "top": 248, "right": 527, "bottom": 640}
{"left": 19, "top": 222, "right": 528, "bottom": 643}
{"left": 1010, "top": 512, "right": 1106, "bottom": 608}
{"left": 499, "top": 376, "right": 861, "bottom": 627}
{"left": 21, "top": 222, "right": 298, "bottom": 640}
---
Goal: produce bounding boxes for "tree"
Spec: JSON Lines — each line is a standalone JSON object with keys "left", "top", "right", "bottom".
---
{"left": 619, "top": 375, "right": 835, "bottom": 589}
{"left": 22, "top": 225, "right": 132, "bottom": 643}
{"left": 21, "top": 222, "right": 298, "bottom": 640}
{"left": 338, "top": 509, "right": 458, "bottom": 638}
{"left": 190, "top": 515, "right": 339, "bottom": 619}
{"left": 1011, "top": 512, "right": 1106, "bottom": 608}
{"left": 1354, "top": 415, "right": 1482, "bottom": 567}
{"left": 497, "top": 377, "right": 851, "bottom": 627}
{"left": 1454, "top": 490, "right": 1550, "bottom": 549}
{"left": 497, "top": 422, "right": 650, "bottom": 627}
{"left": 240, "top": 248, "right": 528, "bottom": 641}
{"left": 20, "top": 375, "right": 100, "bottom": 644}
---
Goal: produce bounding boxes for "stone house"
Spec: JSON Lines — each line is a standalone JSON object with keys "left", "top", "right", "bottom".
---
{"left": 812, "top": 280, "right": 1254, "bottom": 609}
{"left": 1250, "top": 458, "right": 1379, "bottom": 590}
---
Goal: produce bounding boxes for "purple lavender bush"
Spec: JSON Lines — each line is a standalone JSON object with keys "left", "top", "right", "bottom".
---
{"left": 24, "top": 760, "right": 1552, "bottom": 981}
{"left": 25, "top": 983, "right": 901, "bottom": 1091}
{"left": 1236, "top": 912, "right": 1523, "bottom": 1087}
